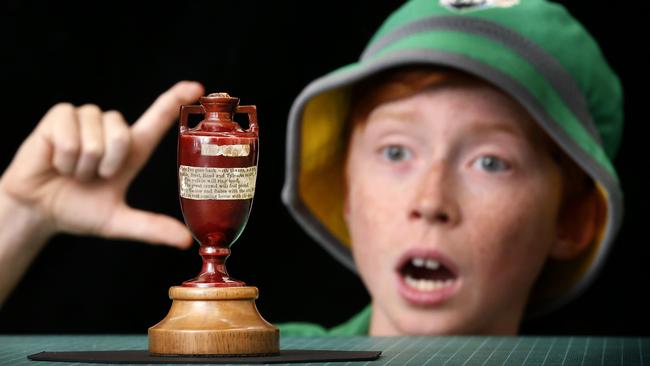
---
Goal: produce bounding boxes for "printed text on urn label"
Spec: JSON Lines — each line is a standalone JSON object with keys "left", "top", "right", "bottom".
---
{"left": 179, "top": 165, "right": 257, "bottom": 200}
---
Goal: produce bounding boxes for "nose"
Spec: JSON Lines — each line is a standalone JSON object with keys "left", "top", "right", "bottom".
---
{"left": 409, "top": 162, "right": 460, "bottom": 226}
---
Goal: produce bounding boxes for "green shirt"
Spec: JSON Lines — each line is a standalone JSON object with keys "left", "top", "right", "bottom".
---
{"left": 277, "top": 304, "right": 371, "bottom": 336}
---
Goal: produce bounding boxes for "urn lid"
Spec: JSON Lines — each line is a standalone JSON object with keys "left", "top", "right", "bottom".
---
{"left": 199, "top": 92, "right": 240, "bottom": 113}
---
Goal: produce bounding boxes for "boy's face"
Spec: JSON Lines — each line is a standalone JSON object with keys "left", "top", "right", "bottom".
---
{"left": 344, "top": 81, "right": 564, "bottom": 335}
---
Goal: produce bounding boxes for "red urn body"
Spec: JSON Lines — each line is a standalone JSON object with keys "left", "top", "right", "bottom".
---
{"left": 177, "top": 93, "right": 259, "bottom": 287}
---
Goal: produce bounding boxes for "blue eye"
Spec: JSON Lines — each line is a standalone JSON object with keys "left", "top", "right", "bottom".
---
{"left": 475, "top": 155, "right": 509, "bottom": 172}
{"left": 381, "top": 145, "right": 412, "bottom": 162}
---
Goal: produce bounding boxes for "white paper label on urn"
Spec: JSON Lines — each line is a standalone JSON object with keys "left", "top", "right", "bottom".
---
{"left": 179, "top": 165, "right": 257, "bottom": 200}
{"left": 201, "top": 144, "right": 250, "bottom": 157}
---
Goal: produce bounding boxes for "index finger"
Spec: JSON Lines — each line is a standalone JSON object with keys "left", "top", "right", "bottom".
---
{"left": 128, "top": 81, "right": 204, "bottom": 172}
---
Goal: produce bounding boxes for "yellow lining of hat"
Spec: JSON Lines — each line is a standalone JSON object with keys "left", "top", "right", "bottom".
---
{"left": 299, "top": 88, "right": 352, "bottom": 247}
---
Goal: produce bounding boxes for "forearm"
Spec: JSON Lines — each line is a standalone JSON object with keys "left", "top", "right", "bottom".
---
{"left": 0, "top": 189, "right": 53, "bottom": 307}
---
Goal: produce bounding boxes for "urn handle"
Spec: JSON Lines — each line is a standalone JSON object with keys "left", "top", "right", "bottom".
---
{"left": 179, "top": 105, "right": 204, "bottom": 132}
{"left": 235, "top": 105, "right": 258, "bottom": 135}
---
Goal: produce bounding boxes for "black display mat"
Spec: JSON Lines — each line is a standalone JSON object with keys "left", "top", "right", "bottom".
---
{"left": 28, "top": 349, "right": 382, "bottom": 364}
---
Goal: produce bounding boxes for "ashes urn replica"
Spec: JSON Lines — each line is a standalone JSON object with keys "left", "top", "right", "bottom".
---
{"left": 148, "top": 93, "right": 279, "bottom": 356}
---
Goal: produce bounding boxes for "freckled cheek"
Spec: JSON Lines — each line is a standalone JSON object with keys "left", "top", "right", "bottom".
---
{"left": 347, "top": 177, "right": 406, "bottom": 266}
{"left": 349, "top": 172, "right": 406, "bottom": 228}
{"left": 468, "top": 189, "right": 556, "bottom": 291}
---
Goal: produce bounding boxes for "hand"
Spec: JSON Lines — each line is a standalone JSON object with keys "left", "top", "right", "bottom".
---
{"left": 0, "top": 81, "right": 204, "bottom": 248}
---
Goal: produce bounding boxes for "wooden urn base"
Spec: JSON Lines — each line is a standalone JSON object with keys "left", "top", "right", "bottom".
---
{"left": 148, "top": 286, "right": 279, "bottom": 356}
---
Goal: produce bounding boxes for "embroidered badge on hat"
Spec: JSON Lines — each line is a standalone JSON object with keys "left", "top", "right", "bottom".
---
{"left": 440, "top": 0, "right": 519, "bottom": 12}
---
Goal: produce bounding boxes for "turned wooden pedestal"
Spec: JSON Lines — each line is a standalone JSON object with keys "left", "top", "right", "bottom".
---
{"left": 148, "top": 286, "right": 279, "bottom": 356}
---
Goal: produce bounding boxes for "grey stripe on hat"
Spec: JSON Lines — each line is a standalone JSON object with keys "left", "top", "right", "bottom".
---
{"left": 361, "top": 16, "right": 602, "bottom": 146}
{"left": 283, "top": 48, "right": 623, "bottom": 316}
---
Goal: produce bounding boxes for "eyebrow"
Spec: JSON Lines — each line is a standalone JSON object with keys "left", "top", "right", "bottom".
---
{"left": 368, "top": 109, "right": 415, "bottom": 124}
{"left": 367, "top": 108, "right": 533, "bottom": 145}
{"left": 371, "top": 111, "right": 525, "bottom": 137}
{"left": 462, "top": 121, "right": 524, "bottom": 139}
{"left": 460, "top": 121, "right": 544, "bottom": 157}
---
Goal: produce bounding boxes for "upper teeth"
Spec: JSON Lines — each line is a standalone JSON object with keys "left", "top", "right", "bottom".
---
{"left": 412, "top": 257, "right": 440, "bottom": 270}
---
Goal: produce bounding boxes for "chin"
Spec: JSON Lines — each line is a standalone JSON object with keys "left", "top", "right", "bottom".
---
{"left": 391, "top": 307, "right": 468, "bottom": 336}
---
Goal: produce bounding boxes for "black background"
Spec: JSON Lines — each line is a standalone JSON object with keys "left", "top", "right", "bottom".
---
{"left": 0, "top": 1, "right": 647, "bottom": 335}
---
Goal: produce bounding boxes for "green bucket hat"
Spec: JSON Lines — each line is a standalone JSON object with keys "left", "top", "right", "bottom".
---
{"left": 282, "top": 0, "right": 624, "bottom": 317}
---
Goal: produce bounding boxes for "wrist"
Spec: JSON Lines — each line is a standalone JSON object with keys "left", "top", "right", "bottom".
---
{"left": 0, "top": 182, "right": 55, "bottom": 247}
{"left": 0, "top": 179, "right": 55, "bottom": 306}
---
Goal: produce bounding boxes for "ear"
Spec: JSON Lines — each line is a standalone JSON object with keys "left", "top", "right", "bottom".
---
{"left": 551, "top": 187, "right": 602, "bottom": 260}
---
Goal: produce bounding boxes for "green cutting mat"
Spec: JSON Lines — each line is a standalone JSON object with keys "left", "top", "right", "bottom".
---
{"left": 1, "top": 335, "right": 648, "bottom": 365}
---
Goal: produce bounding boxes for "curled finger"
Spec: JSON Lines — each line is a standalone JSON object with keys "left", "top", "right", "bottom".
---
{"left": 74, "top": 104, "right": 105, "bottom": 181}
{"left": 98, "top": 110, "right": 131, "bottom": 178}
{"left": 48, "top": 103, "right": 81, "bottom": 176}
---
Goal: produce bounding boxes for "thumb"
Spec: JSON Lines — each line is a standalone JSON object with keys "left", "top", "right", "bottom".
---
{"left": 103, "top": 204, "right": 193, "bottom": 249}
{"left": 125, "top": 81, "right": 205, "bottom": 179}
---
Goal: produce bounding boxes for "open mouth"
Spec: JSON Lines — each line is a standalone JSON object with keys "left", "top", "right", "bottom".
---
{"left": 400, "top": 257, "right": 457, "bottom": 291}
{"left": 395, "top": 249, "right": 460, "bottom": 305}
